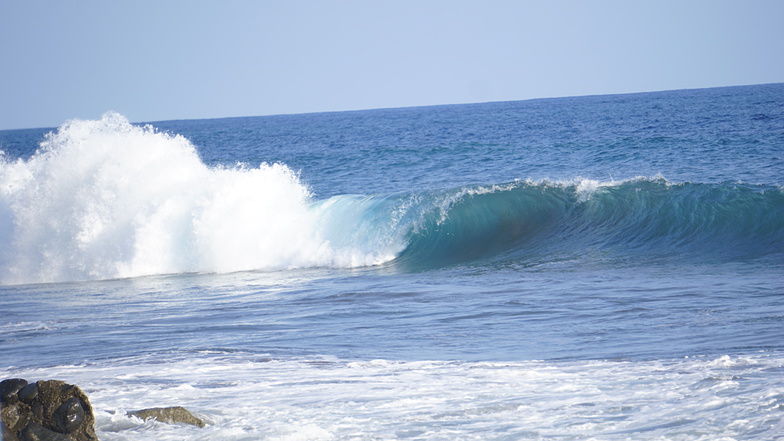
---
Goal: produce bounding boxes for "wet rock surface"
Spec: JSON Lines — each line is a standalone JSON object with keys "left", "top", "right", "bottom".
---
{"left": 1, "top": 379, "right": 97, "bottom": 441}
{"left": 51, "top": 398, "right": 85, "bottom": 434}
{"left": 1, "top": 379, "right": 28, "bottom": 404}
{"left": 18, "top": 383, "right": 39, "bottom": 404}
{"left": 128, "top": 406, "right": 205, "bottom": 428}
{"left": 3, "top": 378, "right": 207, "bottom": 439}
{"left": 20, "top": 422, "right": 73, "bottom": 441}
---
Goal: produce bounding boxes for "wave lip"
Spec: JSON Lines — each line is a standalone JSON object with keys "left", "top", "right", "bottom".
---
{"left": 570, "top": 178, "right": 784, "bottom": 259}
{"left": 393, "top": 177, "right": 784, "bottom": 270}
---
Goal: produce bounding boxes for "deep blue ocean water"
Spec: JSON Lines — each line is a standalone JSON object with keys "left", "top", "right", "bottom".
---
{"left": 1, "top": 84, "right": 783, "bottom": 440}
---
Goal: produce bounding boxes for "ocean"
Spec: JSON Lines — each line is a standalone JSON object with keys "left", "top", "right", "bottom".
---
{"left": 1, "top": 83, "right": 783, "bottom": 440}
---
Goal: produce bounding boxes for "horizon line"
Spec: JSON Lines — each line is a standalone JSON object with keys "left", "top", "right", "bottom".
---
{"left": 3, "top": 81, "right": 781, "bottom": 132}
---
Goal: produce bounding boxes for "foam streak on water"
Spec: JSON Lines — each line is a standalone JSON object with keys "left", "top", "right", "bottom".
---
{"left": 3, "top": 353, "right": 782, "bottom": 440}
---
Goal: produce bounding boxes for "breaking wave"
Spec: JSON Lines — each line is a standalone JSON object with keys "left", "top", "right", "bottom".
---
{"left": 1, "top": 113, "right": 782, "bottom": 284}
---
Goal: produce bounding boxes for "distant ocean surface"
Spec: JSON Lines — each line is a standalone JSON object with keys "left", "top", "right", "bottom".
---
{"left": 1, "top": 84, "right": 783, "bottom": 440}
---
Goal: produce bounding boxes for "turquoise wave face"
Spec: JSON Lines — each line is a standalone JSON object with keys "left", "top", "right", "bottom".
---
{"left": 383, "top": 178, "right": 784, "bottom": 270}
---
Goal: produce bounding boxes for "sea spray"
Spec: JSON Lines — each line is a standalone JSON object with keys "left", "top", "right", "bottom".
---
{"left": 0, "top": 113, "right": 402, "bottom": 284}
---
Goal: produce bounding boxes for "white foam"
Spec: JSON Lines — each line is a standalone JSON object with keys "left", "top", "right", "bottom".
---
{"left": 3, "top": 353, "right": 782, "bottom": 440}
{"left": 527, "top": 175, "right": 669, "bottom": 202}
{"left": 0, "top": 113, "right": 402, "bottom": 285}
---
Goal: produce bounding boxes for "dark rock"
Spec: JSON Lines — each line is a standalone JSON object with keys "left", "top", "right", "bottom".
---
{"left": 3, "top": 377, "right": 206, "bottom": 439}
{"left": 1, "top": 379, "right": 97, "bottom": 441}
{"left": 2, "top": 402, "right": 25, "bottom": 431}
{"left": 2, "top": 421, "right": 21, "bottom": 441}
{"left": 129, "top": 406, "right": 206, "bottom": 427}
{"left": 20, "top": 422, "right": 72, "bottom": 441}
{"left": 18, "top": 383, "right": 39, "bottom": 404}
{"left": 1, "top": 379, "right": 28, "bottom": 404}
{"left": 51, "top": 398, "right": 84, "bottom": 434}
{"left": 34, "top": 380, "right": 96, "bottom": 440}
{"left": 32, "top": 402, "right": 44, "bottom": 421}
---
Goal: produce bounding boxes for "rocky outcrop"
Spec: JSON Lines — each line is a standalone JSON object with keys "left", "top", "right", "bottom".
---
{"left": 2, "top": 378, "right": 207, "bottom": 439}
{"left": 128, "top": 406, "right": 205, "bottom": 427}
{"left": 1, "top": 379, "right": 97, "bottom": 441}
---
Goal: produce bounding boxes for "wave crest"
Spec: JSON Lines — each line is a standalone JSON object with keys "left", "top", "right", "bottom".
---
{"left": 395, "top": 178, "right": 784, "bottom": 269}
{"left": 2, "top": 114, "right": 781, "bottom": 284}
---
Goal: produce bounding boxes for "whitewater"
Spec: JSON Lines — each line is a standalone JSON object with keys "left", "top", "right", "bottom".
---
{"left": 0, "top": 113, "right": 403, "bottom": 284}
{"left": 2, "top": 83, "right": 784, "bottom": 440}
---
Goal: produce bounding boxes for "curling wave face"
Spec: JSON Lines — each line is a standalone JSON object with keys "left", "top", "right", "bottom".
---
{"left": 394, "top": 177, "right": 784, "bottom": 269}
{"left": 1, "top": 113, "right": 782, "bottom": 284}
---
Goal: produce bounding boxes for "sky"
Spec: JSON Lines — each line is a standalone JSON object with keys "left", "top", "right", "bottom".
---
{"left": 1, "top": 0, "right": 783, "bottom": 130}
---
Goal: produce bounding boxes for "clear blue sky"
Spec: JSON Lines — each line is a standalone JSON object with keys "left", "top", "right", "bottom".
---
{"left": 1, "top": 0, "right": 783, "bottom": 130}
